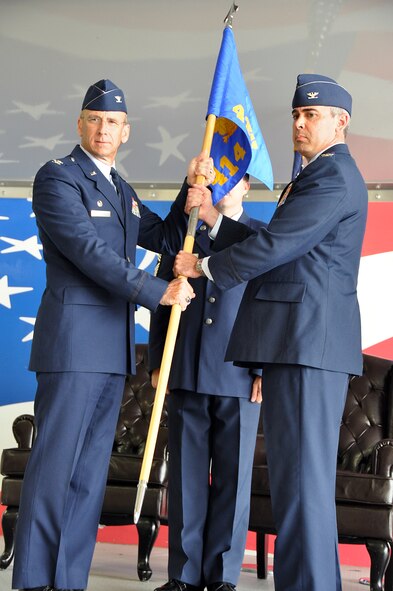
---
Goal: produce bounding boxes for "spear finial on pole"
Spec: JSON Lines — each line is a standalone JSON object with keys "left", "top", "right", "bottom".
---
{"left": 224, "top": 3, "right": 239, "bottom": 28}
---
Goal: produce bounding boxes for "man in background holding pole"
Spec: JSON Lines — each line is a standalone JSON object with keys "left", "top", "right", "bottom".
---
{"left": 149, "top": 173, "right": 265, "bottom": 591}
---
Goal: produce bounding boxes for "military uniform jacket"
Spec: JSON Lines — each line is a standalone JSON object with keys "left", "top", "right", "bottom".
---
{"left": 208, "top": 144, "right": 368, "bottom": 376}
{"left": 149, "top": 212, "right": 264, "bottom": 398}
{"left": 30, "top": 145, "right": 189, "bottom": 375}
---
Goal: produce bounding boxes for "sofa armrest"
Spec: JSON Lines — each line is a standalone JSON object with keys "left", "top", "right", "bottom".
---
{"left": 12, "top": 414, "right": 36, "bottom": 449}
{"left": 155, "top": 427, "right": 169, "bottom": 462}
{"left": 371, "top": 439, "right": 393, "bottom": 477}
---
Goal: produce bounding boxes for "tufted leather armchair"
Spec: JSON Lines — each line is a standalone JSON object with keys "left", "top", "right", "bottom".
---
{"left": 249, "top": 353, "right": 393, "bottom": 591}
{"left": 0, "top": 344, "right": 168, "bottom": 581}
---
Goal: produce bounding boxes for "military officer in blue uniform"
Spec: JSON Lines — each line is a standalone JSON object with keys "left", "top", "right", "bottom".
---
{"left": 173, "top": 74, "right": 368, "bottom": 591}
{"left": 149, "top": 174, "right": 266, "bottom": 591}
{"left": 11, "top": 79, "right": 215, "bottom": 591}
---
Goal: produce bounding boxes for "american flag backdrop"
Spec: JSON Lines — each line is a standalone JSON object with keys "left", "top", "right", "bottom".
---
{"left": 1, "top": 196, "right": 392, "bottom": 405}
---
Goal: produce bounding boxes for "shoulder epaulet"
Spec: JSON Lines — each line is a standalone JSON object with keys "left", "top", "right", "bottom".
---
{"left": 49, "top": 155, "right": 76, "bottom": 167}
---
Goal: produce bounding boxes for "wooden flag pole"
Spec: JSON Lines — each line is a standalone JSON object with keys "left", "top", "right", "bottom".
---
{"left": 134, "top": 113, "right": 217, "bottom": 523}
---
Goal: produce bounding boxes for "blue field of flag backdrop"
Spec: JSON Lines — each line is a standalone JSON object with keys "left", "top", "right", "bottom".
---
{"left": 0, "top": 197, "right": 275, "bottom": 406}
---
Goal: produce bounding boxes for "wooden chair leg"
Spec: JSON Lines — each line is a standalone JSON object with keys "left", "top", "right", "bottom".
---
{"left": 366, "top": 539, "right": 390, "bottom": 591}
{"left": 384, "top": 543, "right": 393, "bottom": 591}
{"left": 136, "top": 517, "right": 160, "bottom": 581}
{"left": 256, "top": 532, "right": 269, "bottom": 579}
{"left": 0, "top": 507, "right": 18, "bottom": 570}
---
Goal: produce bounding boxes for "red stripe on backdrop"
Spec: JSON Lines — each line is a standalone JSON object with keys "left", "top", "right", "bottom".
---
{"left": 349, "top": 135, "right": 393, "bottom": 183}
{"left": 0, "top": 506, "right": 371, "bottom": 569}
{"left": 95, "top": 523, "right": 368, "bottom": 568}
{"left": 264, "top": 534, "right": 370, "bottom": 568}
{"left": 96, "top": 522, "right": 168, "bottom": 547}
{"left": 361, "top": 202, "right": 393, "bottom": 257}
{"left": 344, "top": 31, "right": 393, "bottom": 82}
{"left": 363, "top": 336, "right": 393, "bottom": 360}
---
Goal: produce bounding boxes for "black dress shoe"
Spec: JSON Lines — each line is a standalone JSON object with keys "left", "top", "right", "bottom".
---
{"left": 154, "top": 579, "right": 203, "bottom": 591}
{"left": 20, "top": 587, "right": 53, "bottom": 591}
{"left": 207, "top": 583, "right": 236, "bottom": 591}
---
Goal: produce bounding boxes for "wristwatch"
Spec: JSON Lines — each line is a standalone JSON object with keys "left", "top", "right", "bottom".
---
{"left": 195, "top": 258, "right": 206, "bottom": 277}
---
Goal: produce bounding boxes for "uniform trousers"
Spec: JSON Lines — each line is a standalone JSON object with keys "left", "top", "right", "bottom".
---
{"left": 12, "top": 371, "right": 125, "bottom": 590}
{"left": 167, "top": 390, "right": 260, "bottom": 587}
{"left": 262, "top": 364, "right": 349, "bottom": 591}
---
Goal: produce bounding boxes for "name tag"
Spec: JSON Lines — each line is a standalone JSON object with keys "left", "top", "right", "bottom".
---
{"left": 90, "top": 210, "right": 111, "bottom": 217}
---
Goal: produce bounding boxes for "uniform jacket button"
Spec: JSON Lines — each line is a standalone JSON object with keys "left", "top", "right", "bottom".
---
{"left": 204, "top": 318, "right": 213, "bottom": 325}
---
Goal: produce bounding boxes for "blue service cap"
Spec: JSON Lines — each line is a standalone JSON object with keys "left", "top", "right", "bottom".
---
{"left": 292, "top": 74, "right": 352, "bottom": 116}
{"left": 81, "top": 79, "right": 127, "bottom": 113}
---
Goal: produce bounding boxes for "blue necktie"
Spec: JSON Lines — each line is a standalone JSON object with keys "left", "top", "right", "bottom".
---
{"left": 110, "top": 167, "right": 125, "bottom": 214}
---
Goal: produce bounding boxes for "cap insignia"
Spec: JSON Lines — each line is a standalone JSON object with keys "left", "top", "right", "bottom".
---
{"left": 307, "top": 92, "right": 319, "bottom": 100}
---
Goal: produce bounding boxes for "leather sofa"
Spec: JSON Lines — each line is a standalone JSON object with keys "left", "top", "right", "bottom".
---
{"left": 249, "top": 353, "right": 393, "bottom": 591}
{"left": 2, "top": 348, "right": 393, "bottom": 589}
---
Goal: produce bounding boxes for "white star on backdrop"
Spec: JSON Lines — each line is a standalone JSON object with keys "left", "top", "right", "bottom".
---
{"left": 7, "top": 101, "right": 64, "bottom": 120}
{"left": 19, "top": 134, "right": 73, "bottom": 151}
{"left": 144, "top": 90, "right": 203, "bottom": 110}
{"left": 26, "top": 198, "right": 36, "bottom": 219}
{"left": 0, "top": 276, "right": 33, "bottom": 309}
{"left": 358, "top": 252, "right": 393, "bottom": 349}
{"left": 19, "top": 316, "right": 36, "bottom": 342}
{"left": 0, "top": 235, "right": 43, "bottom": 260}
{"left": 136, "top": 246, "right": 157, "bottom": 270}
{"left": 0, "top": 153, "right": 19, "bottom": 164}
{"left": 146, "top": 126, "right": 189, "bottom": 166}
{"left": 135, "top": 306, "right": 151, "bottom": 332}
{"left": 116, "top": 149, "right": 132, "bottom": 178}
{"left": 67, "top": 84, "right": 87, "bottom": 100}
{"left": 0, "top": 216, "right": 10, "bottom": 221}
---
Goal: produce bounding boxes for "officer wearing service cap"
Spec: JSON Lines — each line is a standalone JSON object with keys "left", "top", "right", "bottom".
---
{"left": 81, "top": 78, "right": 128, "bottom": 111}
{"left": 174, "top": 73, "right": 368, "bottom": 591}
{"left": 292, "top": 73, "right": 352, "bottom": 114}
{"left": 12, "top": 79, "right": 215, "bottom": 591}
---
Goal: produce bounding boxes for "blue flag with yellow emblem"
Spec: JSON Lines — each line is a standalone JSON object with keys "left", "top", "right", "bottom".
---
{"left": 207, "top": 27, "right": 274, "bottom": 204}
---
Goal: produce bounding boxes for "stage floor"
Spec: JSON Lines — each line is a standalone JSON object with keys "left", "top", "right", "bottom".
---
{"left": 0, "top": 540, "right": 371, "bottom": 590}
